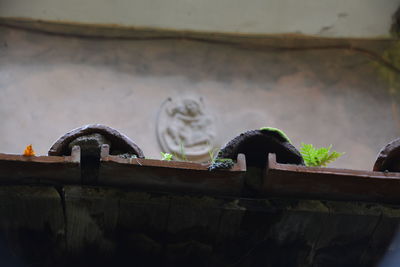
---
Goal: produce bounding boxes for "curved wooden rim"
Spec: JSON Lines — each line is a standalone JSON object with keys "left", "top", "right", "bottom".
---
{"left": 217, "top": 129, "right": 304, "bottom": 168}
{"left": 48, "top": 124, "right": 144, "bottom": 157}
{"left": 373, "top": 138, "right": 400, "bottom": 171}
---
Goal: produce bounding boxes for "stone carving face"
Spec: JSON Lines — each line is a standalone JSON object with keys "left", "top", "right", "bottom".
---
{"left": 157, "top": 96, "right": 217, "bottom": 162}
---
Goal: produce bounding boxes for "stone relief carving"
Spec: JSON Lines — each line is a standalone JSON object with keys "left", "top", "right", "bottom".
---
{"left": 157, "top": 96, "right": 217, "bottom": 162}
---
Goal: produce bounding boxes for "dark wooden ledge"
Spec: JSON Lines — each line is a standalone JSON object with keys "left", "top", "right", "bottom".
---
{"left": 0, "top": 146, "right": 246, "bottom": 196}
{"left": 0, "top": 146, "right": 80, "bottom": 184}
{"left": 99, "top": 144, "right": 246, "bottom": 196}
{"left": 264, "top": 153, "right": 400, "bottom": 204}
{"left": 0, "top": 149, "right": 400, "bottom": 266}
{"left": 0, "top": 185, "right": 398, "bottom": 267}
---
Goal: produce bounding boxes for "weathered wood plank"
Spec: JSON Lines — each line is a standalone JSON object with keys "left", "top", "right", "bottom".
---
{"left": 64, "top": 186, "right": 119, "bottom": 266}
{"left": 0, "top": 186, "right": 65, "bottom": 266}
{"left": 58, "top": 188, "right": 400, "bottom": 267}
{"left": 216, "top": 199, "right": 330, "bottom": 267}
{"left": 115, "top": 191, "right": 170, "bottom": 267}
{"left": 0, "top": 184, "right": 395, "bottom": 266}
{"left": 64, "top": 186, "right": 171, "bottom": 266}
{"left": 359, "top": 205, "right": 400, "bottom": 266}
{"left": 310, "top": 202, "right": 381, "bottom": 267}
{"left": 164, "top": 195, "right": 227, "bottom": 267}
{"left": 99, "top": 146, "right": 246, "bottom": 196}
{"left": 0, "top": 148, "right": 80, "bottom": 184}
{"left": 264, "top": 153, "right": 400, "bottom": 204}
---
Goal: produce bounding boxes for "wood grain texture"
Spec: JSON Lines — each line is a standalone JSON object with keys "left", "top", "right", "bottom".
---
{"left": 0, "top": 186, "right": 65, "bottom": 266}
{"left": 0, "top": 185, "right": 397, "bottom": 266}
{"left": 0, "top": 149, "right": 80, "bottom": 185}
{"left": 264, "top": 154, "right": 400, "bottom": 204}
{"left": 99, "top": 145, "right": 246, "bottom": 196}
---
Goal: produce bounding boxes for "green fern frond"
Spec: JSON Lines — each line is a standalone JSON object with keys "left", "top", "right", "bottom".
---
{"left": 315, "top": 145, "right": 331, "bottom": 166}
{"left": 300, "top": 143, "right": 318, "bottom": 167}
{"left": 300, "top": 143, "right": 344, "bottom": 167}
{"left": 320, "top": 151, "right": 344, "bottom": 166}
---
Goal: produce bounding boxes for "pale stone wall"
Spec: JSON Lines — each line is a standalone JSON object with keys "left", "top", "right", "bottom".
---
{"left": 0, "top": 0, "right": 399, "bottom": 38}
{"left": 0, "top": 26, "right": 399, "bottom": 170}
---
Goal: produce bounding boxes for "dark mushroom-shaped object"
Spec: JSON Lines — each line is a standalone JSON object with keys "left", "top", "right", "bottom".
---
{"left": 216, "top": 128, "right": 304, "bottom": 169}
{"left": 373, "top": 138, "right": 400, "bottom": 172}
{"left": 48, "top": 124, "right": 144, "bottom": 158}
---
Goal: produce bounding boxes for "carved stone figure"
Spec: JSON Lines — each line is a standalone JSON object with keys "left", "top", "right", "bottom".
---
{"left": 157, "top": 96, "right": 217, "bottom": 162}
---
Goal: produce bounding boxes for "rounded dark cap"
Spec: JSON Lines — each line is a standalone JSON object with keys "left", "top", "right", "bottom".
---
{"left": 217, "top": 129, "right": 304, "bottom": 169}
{"left": 48, "top": 124, "right": 144, "bottom": 158}
{"left": 373, "top": 138, "right": 400, "bottom": 172}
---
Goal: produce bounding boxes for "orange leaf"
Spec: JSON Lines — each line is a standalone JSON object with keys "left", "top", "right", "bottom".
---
{"left": 23, "top": 144, "right": 35, "bottom": 156}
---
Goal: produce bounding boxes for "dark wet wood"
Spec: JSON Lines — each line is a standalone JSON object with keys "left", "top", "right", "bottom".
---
{"left": 1, "top": 151, "right": 400, "bottom": 266}
{"left": 99, "top": 145, "right": 246, "bottom": 196}
{"left": 0, "top": 185, "right": 398, "bottom": 266}
{"left": 0, "top": 146, "right": 80, "bottom": 184}
{"left": 310, "top": 202, "right": 381, "bottom": 267}
{"left": 0, "top": 186, "right": 65, "bottom": 266}
{"left": 64, "top": 186, "right": 120, "bottom": 261}
{"left": 264, "top": 153, "right": 400, "bottom": 204}
{"left": 116, "top": 191, "right": 170, "bottom": 266}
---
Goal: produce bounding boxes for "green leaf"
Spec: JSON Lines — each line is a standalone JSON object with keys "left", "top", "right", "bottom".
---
{"left": 208, "top": 147, "right": 219, "bottom": 163}
{"left": 300, "top": 143, "right": 318, "bottom": 167}
{"left": 300, "top": 143, "right": 344, "bottom": 167}
{"left": 161, "top": 152, "right": 173, "bottom": 161}
{"left": 179, "top": 141, "right": 187, "bottom": 161}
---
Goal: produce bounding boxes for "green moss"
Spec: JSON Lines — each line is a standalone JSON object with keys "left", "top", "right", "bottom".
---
{"left": 259, "top": 127, "right": 292, "bottom": 143}
{"left": 208, "top": 158, "right": 234, "bottom": 171}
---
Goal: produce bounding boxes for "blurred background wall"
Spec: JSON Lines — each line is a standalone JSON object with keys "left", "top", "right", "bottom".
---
{"left": 0, "top": 0, "right": 399, "bottom": 37}
{"left": 0, "top": 0, "right": 399, "bottom": 170}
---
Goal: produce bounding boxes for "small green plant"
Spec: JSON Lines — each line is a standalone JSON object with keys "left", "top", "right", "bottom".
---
{"left": 160, "top": 152, "right": 173, "bottom": 161}
{"left": 207, "top": 146, "right": 235, "bottom": 171}
{"left": 179, "top": 141, "right": 187, "bottom": 161}
{"left": 300, "top": 143, "right": 344, "bottom": 167}
{"left": 208, "top": 147, "right": 219, "bottom": 163}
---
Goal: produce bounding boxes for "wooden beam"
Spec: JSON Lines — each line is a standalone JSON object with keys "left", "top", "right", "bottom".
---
{"left": 263, "top": 153, "right": 400, "bottom": 204}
